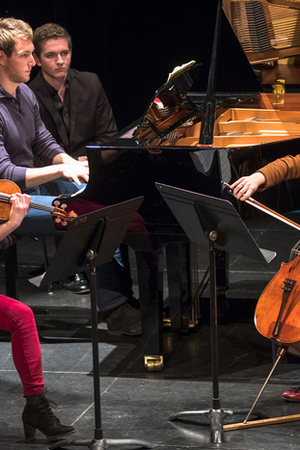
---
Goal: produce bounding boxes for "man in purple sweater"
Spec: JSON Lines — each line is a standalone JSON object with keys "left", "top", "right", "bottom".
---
{"left": 0, "top": 17, "right": 89, "bottom": 236}
{"left": 0, "top": 17, "right": 142, "bottom": 336}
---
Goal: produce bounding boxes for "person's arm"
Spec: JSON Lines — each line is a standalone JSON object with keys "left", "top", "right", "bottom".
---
{"left": 230, "top": 154, "right": 300, "bottom": 201}
{"left": 230, "top": 172, "right": 266, "bottom": 201}
{"left": 0, "top": 193, "right": 31, "bottom": 241}
{"left": 25, "top": 154, "right": 89, "bottom": 188}
{"left": 0, "top": 85, "right": 89, "bottom": 190}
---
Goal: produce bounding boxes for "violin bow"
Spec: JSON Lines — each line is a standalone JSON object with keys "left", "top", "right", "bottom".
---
{"left": 222, "top": 181, "right": 300, "bottom": 233}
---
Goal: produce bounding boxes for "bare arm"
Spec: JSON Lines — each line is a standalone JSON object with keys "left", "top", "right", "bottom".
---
{"left": 230, "top": 172, "right": 266, "bottom": 201}
{"left": 25, "top": 154, "right": 89, "bottom": 188}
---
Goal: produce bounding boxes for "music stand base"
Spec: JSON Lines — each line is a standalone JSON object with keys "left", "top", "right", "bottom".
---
{"left": 168, "top": 408, "right": 233, "bottom": 444}
{"left": 40, "top": 199, "right": 151, "bottom": 450}
{"left": 48, "top": 437, "right": 154, "bottom": 450}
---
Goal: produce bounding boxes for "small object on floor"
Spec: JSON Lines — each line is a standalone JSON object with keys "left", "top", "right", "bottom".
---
{"left": 282, "top": 387, "right": 300, "bottom": 402}
{"left": 22, "top": 390, "right": 75, "bottom": 441}
{"left": 61, "top": 273, "right": 90, "bottom": 294}
{"left": 106, "top": 302, "right": 142, "bottom": 336}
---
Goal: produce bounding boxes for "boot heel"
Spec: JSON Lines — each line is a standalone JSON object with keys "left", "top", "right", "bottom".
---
{"left": 22, "top": 390, "right": 75, "bottom": 440}
{"left": 23, "top": 422, "right": 36, "bottom": 441}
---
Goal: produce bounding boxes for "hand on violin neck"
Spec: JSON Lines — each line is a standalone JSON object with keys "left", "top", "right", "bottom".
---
{"left": 8, "top": 193, "right": 31, "bottom": 229}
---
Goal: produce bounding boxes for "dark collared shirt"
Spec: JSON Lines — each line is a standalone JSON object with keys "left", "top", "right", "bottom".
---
{"left": 41, "top": 75, "right": 70, "bottom": 141}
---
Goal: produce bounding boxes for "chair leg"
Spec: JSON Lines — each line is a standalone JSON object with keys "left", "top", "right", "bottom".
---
{"left": 40, "top": 236, "right": 54, "bottom": 294}
{"left": 4, "top": 243, "right": 18, "bottom": 299}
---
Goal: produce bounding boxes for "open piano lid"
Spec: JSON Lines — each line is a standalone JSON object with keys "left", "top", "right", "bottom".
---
{"left": 122, "top": 1, "right": 300, "bottom": 150}
{"left": 223, "top": 0, "right": 300, "bottom": 66}
{"left": 132, "top": 61, "right": 203, "bottom": 142}
{"left": 90, "top": 1, "right": 285, "bottom": 151}
{"left": 119, "top": 3, "right": 264, "bottom": 148}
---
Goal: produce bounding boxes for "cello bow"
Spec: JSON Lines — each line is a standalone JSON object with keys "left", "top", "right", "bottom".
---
{"left": 222, "top": 181, "right": 300, "bottom": 232}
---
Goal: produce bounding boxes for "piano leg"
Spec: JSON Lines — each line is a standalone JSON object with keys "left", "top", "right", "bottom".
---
{"left": 135, "top": 249, "right": 164, "bottom": 371}
{"left": 126, "top": 236, "right": 202, "bottom": 371}
{"left": 166, "top": 243, "right": 191, "bottom": 332}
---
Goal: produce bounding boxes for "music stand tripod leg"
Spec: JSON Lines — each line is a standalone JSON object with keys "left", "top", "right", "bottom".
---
{"left": 155, "top": 182, "right": 278, "bottom": 444}
{"left": 168, "top": 240, "right": 232, "bottom": 444}
{"left": 47, "top": 211, "right": 154, "bottom": 450}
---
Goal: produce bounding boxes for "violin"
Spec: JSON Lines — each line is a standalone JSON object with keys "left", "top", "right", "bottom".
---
{"left": 0, "top": 179, "right": 77, "bottom": 227}
{"left": 51, "top": 194, "right": 109, "bottom": 230}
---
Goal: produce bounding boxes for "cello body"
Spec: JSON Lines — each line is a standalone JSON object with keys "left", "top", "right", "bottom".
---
{"left": 255, "top": 255, "right": 300, "bottom": 346}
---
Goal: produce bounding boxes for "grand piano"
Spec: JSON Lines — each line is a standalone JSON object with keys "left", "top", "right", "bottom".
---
{"left": 67, "top": 0, "right": 300, "bottom": 370}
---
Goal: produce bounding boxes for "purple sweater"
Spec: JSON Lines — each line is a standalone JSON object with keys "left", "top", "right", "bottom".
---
{"left": 0, "top": 83, "right": 65, "bottom": 191}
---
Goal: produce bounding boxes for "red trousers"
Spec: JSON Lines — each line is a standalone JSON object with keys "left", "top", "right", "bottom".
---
{"left": 0, "top": 295, "right": 44, "bottom": 396}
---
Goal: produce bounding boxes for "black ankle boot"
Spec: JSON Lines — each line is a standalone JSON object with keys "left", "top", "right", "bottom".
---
{"left": 22, "top": 390, "right": 75, "bottom": 441}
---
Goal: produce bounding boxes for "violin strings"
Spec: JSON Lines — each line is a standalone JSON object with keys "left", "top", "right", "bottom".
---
{"left": 0, "top": 193, "right": 11, "bottom": 203}
{"left": 0, "top": 193, "right": 68, "bottom": 218}
{"left": 29, "top": 201, "right": 54, "bottom": 212}
{"left": 29, "top": 201, "right": 68, "bottom": 218}
{"left": 0, "top": 193, "right": 55, "bottom": 212}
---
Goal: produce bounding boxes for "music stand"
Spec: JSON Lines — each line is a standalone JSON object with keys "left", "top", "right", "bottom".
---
{"left": 155, "top": 182, "right": 276, "bottom": 444}
{"left": 40, "top": 197, "right": 153, "bottom": 450}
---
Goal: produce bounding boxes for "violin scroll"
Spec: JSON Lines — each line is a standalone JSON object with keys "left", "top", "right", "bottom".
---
{"left": 52, "top": 200, "right": 78, "bottom": 228}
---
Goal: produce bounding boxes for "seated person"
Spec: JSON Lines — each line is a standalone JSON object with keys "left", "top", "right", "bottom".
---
{"left": 230, "top": 153, "right": 300, "bottom": 402}
{"left": 0, "top": 191, "right": 75, "bottom": 441}
{"left": 29, "top": 22, "right": 117, "bottom": 159}
{"left": 0, "top": 17, "right": 143, "bottom": 336}
{"left": 29, "top": 22, "right": 118, "bottom": 293}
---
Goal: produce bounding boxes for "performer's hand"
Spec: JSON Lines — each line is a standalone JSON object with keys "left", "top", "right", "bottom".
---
{"left": 53, "top": 153, "right": 89, "bottom": 184}
{"left": 71, "top": 158, "right": 89, "bottom": 169}
{"left": 230, "top": 172, "right": 266, "bottom": 201}
{"left": 8, "top": 193, "right": 31, "bottom": 229}
{"left": 56, "top": 153, "right": 88, "bottom": 167}
{"left": 60, "top": 163, "right": 89, "bottom": 185}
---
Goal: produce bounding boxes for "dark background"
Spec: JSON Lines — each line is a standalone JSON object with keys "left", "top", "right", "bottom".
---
{"left": 1, "top": 0, "right": 259, "bottom": 130}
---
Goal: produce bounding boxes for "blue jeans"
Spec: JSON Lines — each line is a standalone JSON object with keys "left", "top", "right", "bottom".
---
{"left": 15, "top": 180, "right": 131, "bottom": 311}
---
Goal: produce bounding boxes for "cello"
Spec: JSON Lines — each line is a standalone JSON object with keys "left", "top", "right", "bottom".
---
{"left": 222, "top": 182, "right": 300, "bottom": 431}
{"left": 223, "top": 181, "right": 300, "bottom": 349}
{"left": 255, "top": 252, "right": 300, "bottom": 351}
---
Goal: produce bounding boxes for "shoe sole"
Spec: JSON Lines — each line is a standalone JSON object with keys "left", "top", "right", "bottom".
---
{"left": 107, "top": 330, "right": 142, "bottom": 336}
{"left": 73, "top": 289, "right": 90, "bottom": 294}
{"left": 46, "top": 429, "right": 76, "bottom": 441}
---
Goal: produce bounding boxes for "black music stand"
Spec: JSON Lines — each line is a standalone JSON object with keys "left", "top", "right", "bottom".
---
{"left": 155, "top": 182, "right": 276, "bottom": 444}
{"left": 40, "top": 197, "right": 153, "bottom": 450}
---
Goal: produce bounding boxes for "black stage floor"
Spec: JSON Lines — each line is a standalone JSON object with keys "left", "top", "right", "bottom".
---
{"left": 1, "top": 213, "right": 300, "bottom": 450}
